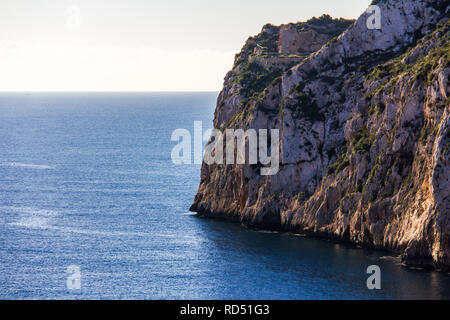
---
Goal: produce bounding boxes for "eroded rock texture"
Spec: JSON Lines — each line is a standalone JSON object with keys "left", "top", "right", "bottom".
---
{"left": 191, "top": 0, "right": 450, "bottom": 270}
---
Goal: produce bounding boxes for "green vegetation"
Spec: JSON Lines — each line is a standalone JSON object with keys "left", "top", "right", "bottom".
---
{"left": 401, "top": 171, "right": 413, "bottom": 189}
{"left": 366, "top": 54, "right": 406, "bottom": 82}
{"left": 327, "top": 153, "right": 350, "bottom": 175}
{"left": 370, "top": 0, "right": 385, "bottom": 5}
{"left": 418, "top": 122, "right": 441, "bottom": 145}
{"left": 361, "top": 155, "right": 382, "bottom": 196}
{"left": 236, "top": 61, "right": 284, "bottom": 100}
{"left": 239, "top": 25, "right": 279, "bottom": 55}
{"left": 227, "top": 14, "right": 357, "bottom": 123}
{"left": 368, "top": 155, "right": 381, "bottom": 183}
{"left": 256, "top": 25, "right": 280, "bottom": 53}
{"left": 366, "top": 21, "right": 450, "bottom": 95}
{"left": 226, "top": 101, "right": 254, "bottom": 128}
{"left": 351, "top": 128, "right": 376, "bottom": 154}
{"left": 298, "top": 14, "right": 354, "bottom": 38}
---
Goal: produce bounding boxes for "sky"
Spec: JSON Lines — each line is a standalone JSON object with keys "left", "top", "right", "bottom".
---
{"left": 0, "top": 0, "right": 372, "bottom": 91}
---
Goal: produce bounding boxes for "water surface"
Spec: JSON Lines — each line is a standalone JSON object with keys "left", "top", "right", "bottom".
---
{"left": 0, "top": 92, "right": 449, "bottom": 299}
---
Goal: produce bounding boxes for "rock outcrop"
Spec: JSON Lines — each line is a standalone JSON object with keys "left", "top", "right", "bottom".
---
{"left": 191, "top": 0, "right": 450, "bottom": 270}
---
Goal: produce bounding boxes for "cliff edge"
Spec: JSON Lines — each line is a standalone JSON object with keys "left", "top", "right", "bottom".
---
{"left": 191, "top": 0, "right": 450, "bottom": 270}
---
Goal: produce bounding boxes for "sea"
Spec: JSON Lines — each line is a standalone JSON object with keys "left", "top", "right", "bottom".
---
{"left": 0, "top": 92, "right": 449, "bottom": 299}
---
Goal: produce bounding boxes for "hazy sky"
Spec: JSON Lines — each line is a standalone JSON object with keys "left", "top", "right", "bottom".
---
{"left": 0, "top": 0, "right": 372, "bottom": 91}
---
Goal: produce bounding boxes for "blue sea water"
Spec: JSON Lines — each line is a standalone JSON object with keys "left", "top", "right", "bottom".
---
{"left": 0, "top": 92, "right": 449, "bottom": 300}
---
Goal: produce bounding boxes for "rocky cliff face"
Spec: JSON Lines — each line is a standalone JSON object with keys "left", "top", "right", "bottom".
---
{"left": 191, "top": 0, "right": 450, "bottom": 270}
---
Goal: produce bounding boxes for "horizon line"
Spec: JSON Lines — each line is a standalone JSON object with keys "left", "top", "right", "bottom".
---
{"left": 0, "top": 90, "right": 220, "bottom": 93}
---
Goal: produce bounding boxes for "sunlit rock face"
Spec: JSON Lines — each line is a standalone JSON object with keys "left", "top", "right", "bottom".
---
{"left": 191, "top": 0, "right": 450, "bottom": 271}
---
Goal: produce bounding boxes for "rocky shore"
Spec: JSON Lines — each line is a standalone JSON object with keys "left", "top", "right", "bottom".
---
{"left": 191, "top": 0, "right": 449, "bottom": 271}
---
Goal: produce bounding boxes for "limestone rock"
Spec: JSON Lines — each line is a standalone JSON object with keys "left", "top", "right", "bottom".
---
{"left": 191, "top": 0, "right": 450, "bottom": 271}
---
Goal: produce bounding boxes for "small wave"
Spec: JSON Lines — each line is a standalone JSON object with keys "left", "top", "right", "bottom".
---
{"left": 257, "top": 230, "right": 280, "bottom": 234}
{"left": 47, "top": 226, "right": 152, "bottom": 237}
{"left": 6, "top": 206, "right": 59, "bottom": 229}
{"left": 182, "top": 212, "right": 197, "bottom": 216}
{"left": 292, "top": 233, "right": 307, "bottom": 237}
{"left": 9, "top": 222, "right": 158, "bottom": 238}
{"left": 7, "top": 162, "right": 53, "bottom": 169}
{"left": 10, "top": 216, "right": 51, "bottom": 228}
{"left": 5, "top": 206, "right": 174, "bottom": 238}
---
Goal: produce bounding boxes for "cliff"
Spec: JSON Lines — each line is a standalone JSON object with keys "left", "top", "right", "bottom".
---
{"left": 191, "top": 0, "right": 450, "bottom": 271}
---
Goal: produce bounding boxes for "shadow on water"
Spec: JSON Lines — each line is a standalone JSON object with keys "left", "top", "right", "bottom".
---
{"left": 191, "top": 216, "right": 450, "bottom": 300}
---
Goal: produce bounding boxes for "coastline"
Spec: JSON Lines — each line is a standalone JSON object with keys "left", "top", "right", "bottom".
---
{"left": 190, "top": 205, "right": 448, "bottom": 272}
{"left": 190, "top": 0, "right": 450, "bottom": 273}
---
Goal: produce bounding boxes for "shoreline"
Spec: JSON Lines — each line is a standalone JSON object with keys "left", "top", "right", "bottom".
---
{"left": 190, "top": 206, "right": 450, "bottom": 273}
